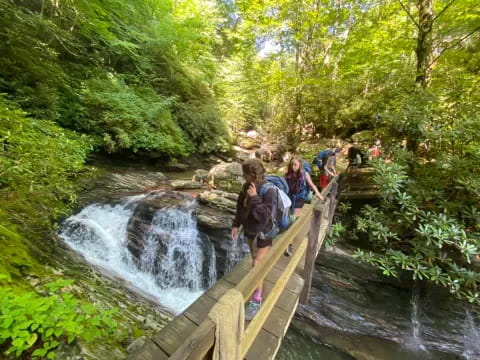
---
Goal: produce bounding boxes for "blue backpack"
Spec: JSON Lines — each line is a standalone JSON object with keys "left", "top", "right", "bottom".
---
{"left": 302, "top": 160, "right": 313, "bottom": 176}
{"left": 313, "top": 150, "right": 332, "bottom": 170}
{"left": 265, "top": 175, "right": 289, "bottom": 194}
{"left": 259, "top": 181, "right": 292, "bottom": 230}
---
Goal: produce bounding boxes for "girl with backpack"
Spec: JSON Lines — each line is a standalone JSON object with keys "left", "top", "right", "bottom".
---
{"left": 284, "top": 156, "right": 325, "bottom": 255}
{"left": 231, "top": 159, "right": 277, "bottom": 320}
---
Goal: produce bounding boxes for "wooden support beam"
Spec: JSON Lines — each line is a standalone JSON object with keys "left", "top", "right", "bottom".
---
{"left": 299, "top": 208, "right": 323, "bottom": 305}
{"left": 241, "top": 236, "right": 308, "bottom": 358}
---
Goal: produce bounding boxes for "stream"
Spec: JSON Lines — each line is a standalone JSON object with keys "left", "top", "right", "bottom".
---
{"left": 57, "top": 166, "right": 479, "bottom": 359}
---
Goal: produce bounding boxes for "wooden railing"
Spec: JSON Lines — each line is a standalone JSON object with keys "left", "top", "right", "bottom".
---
{"left": 162, "top": 176, "right": 339, "bottom": 360}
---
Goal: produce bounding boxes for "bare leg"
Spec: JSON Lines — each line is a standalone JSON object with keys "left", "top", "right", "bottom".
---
{"left": 252, "top": 245, "right": 271, "bottom": 300}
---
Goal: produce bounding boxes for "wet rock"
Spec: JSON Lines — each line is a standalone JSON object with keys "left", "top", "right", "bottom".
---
{"left": 170, "top": 180, "right": 204, "bottom": 190}
{"left": 127, "top": 337, "right": 147, "bottom": 354}
{"left": 297, "top": 243, "right": 480, "bottom": 358}
{"left": 197, "top": 190, "right": 237, "bottom": 214}
{"left": 193, "top": 169, "right": 209, "bottom": 182}
{"left": 166, "top": 162, "right": 189, "bottom": 171}
{"left": 126, "top": 192, "right": 194, "bottom": 260}
{"left": 196, "top": 206, "right": 233, "bottom": 230}
{"left": 208, "top": 162, "right": 244, "bottom": 193}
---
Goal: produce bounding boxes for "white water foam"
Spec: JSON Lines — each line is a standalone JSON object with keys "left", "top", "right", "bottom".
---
{"left": 59, "top": 194, "right": 216, "bottom": 314}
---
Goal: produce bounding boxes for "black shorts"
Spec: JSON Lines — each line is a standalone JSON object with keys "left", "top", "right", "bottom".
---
{"left": 245, "top": 233, "right": 273, "bottom": 248}
{"left": 294, "top": 198, "right": 305, "bottom": 209}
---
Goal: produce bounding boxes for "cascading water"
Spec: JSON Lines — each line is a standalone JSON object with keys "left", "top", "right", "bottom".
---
{"left": 59, "top": 193, "right": 216, "bottom": 314}
{"left": 462, "top": 309, "right": 480, "bottom": 359}
{"left": 406, "top": 281, "right": 426, "bottom": 352}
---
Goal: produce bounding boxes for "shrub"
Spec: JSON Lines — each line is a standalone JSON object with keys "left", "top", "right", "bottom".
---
{"left": 0, "top": 279, "right": 118, "bottom": 359}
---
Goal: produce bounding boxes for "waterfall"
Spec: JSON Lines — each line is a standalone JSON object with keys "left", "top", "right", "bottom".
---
{"left": 462, "top": 309, "right": 480, "bottom": 359}
{"left": 59, "top": 193, "right": 216, "bottom": 314}
{"left": 406, "top": 281, "right": 427, "bottom": 351}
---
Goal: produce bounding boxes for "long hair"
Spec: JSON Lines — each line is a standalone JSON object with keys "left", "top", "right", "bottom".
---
{"left": 285, "top": 156, "right": 304, "bottom": 195}
{"left": 242, "top": 159, "right": 265, "bottom": 187}
{"left": 286, "top": 156, "right": 304, "bottom": 177}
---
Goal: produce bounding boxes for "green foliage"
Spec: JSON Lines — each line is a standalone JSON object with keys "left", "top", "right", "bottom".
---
{"left": 0, "top": 97, "right": 92, "bottom": 230}
{"left": 353, "top": 160, "right": 480, "bottom": 303}
{"left": 0, "top": 279, "right": 118, "bottom": 359}
{"left": 325, "top": 222, "right": 346, "bottom": 248}
{"left": 0, "top": 0, "right": 232, "bottom": 156}
{"left": 79, "top": 76, "right": 190, "bottom": 155}
{"left": 175, "top": 100, "right": 231, "bottom": 153}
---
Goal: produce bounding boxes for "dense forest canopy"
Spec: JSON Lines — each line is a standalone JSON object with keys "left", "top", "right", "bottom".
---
{"left": 0, "top": 0, "right": 480, "bottom": 357}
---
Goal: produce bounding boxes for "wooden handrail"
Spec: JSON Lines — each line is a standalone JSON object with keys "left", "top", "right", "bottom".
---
{"left": 235, "top": 205, "right": 312, "bottom": 301}
{"left": 166, "top": 176, "right": 339, "bottom": 359}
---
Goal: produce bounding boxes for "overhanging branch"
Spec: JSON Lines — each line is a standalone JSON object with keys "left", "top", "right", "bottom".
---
{"left": 430, "top": 25, "right": 480, "bottom": 66}
{"left": 396, "top": 0, "right": 421, "bottom": 31}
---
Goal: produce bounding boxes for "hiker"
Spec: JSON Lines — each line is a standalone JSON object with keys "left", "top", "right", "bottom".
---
{"left": 347, "top": 145, "right": 366, "bottom": 171}
{"left": 231, "top": 159, "right": 278, "bottom": 320}
{"left": 284, "top": 156, "right": 324, "bottom": 255}
{"left": 317, "top": 148, "right": 340, "bottom": 189}
{"left": 369, "top": 139, "right": 381, "bottom": 159}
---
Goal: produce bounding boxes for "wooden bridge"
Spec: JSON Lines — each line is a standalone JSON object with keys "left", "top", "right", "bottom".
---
{"left": 130, "top": 177, "right": 340, "bottom": 360}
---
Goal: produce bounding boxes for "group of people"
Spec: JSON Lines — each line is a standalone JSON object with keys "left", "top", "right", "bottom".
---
{"left": 230, "top": 149, "right": 341, "bottom": 320}
{"left": 346, "top": 140, "right": 382, "bottom": 171}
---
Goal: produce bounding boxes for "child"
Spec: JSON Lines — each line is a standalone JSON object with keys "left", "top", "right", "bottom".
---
{"left": 284, "top": 156, "right": 325, "bottom": 255}
{"left": 231, "top": 159, "right": 278, "bottom": 320}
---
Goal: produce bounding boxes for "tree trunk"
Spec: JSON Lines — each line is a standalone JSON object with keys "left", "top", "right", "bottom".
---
{"left": 415, "top": 0, "right": 434, "bottom": 86}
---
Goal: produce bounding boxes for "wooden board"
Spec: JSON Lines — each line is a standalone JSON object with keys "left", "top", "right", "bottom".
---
{"left": 151, "top": 315, "right": 198, "bottom": 356}
{"left": 183, "top": 293, "right": 217, "bottom": 325}
{"left": 245, "top": 281, "right": 301, "bottom": 360}
{"left": 128, "top": 338, "right": 169, "bottom": 360}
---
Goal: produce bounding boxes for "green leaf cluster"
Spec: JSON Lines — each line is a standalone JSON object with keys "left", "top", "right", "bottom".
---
{"left": 0, "top": 279, "right": 118, "bottom": 359}
{"left": 353, "top": 158, "right": 480, "bottom": 303}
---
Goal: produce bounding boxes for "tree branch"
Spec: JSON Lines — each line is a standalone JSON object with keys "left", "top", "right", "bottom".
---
{"left": 430, "top": 25, "right": 480, "bottom": 66}
{"left": 433, "top": 0, "right": 456, "bottom": 22}
{"left": 396, "top": 0, "right": 421, "bottom": 31}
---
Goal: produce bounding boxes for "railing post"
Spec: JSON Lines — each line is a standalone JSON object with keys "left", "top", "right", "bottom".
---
{"left": 299, "top": 205, "right": 322, "bottom": 305}
{"left": 327, "top": 182, "right": 338, "bottom": 229}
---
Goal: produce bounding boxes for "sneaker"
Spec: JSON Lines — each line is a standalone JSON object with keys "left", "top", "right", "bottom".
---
{"left": 284, "top": 244, "right": 293, "bottom": 257}
{"left": 245, "top": 298, "right": 262, "bottom": 321}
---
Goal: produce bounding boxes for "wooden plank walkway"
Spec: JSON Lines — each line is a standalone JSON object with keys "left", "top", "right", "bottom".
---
{"left": 131, "top": 239, "right": 305, "bottom": 360}
{"left": 129, "top": 177, "right": 340, "bottom": 360}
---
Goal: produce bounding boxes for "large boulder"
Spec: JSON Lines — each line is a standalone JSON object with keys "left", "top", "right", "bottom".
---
{"left": 236, "top": 131, "right": 261, "bottom": 150}
{"left": 208, "top": 162, "right": 244, "bottom": 193}
{"left": 231, "top": 146, "right": 253, "bottom": 163}
{"left": 197, "top": 190, "right": 238, "bottom": 214}
{"left": 126, "top": 192, "right": 194, "bottom": 261}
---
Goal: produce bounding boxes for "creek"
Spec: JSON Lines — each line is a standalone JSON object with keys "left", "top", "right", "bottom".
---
{"left": 57, "top": 165, "right": 479, "bottom": 359}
